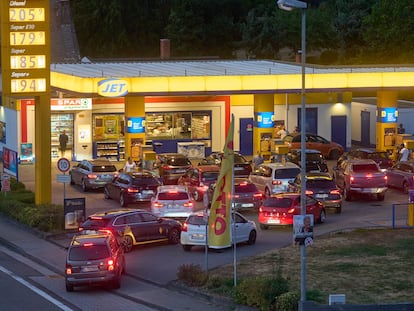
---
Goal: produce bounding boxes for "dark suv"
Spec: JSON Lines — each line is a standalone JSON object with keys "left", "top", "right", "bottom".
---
{"left": 65, "top": 231, "right": 125, "bottom": 292}
{"left": 284, "top": 149, "right": 328, "bottom": 172}
{"left": 154, "top": 153, "right": 192, "bottom": 185}
{"left": 339, "top": 148, "right": 393, "bottom": 171}
{"left": 70, "top": 159, "right": 118, "bottom": 192}
{"left": 199, "top": 152, "right": 252, "bottom": 178}
{"left": 79, "top": 209, "right": 182, "bottom": 252}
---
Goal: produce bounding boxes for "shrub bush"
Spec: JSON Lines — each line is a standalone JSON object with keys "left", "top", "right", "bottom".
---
{"left": 275, "top": 291, "right": 300, "bottom": 311}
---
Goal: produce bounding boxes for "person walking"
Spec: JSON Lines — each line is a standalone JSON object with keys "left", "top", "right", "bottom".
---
{"left": 59, "top": 130, "right": 69, "bottom": 157}
{"left": 123, "top": 157, "right": 137, "bottom": 173}
{"left": 399, "top": 143, "right": 410, "bottom": 161}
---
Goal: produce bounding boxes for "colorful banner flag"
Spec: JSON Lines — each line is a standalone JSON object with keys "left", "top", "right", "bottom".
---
{"left": 208, "top": 114, "right": 234, "bottom": 248}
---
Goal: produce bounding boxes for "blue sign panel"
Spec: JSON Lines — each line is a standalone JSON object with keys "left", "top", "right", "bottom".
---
{"left": 255, "top": 112, "right": 274, "bottom": 128}
{"left": 127, "top": 117, "right": 145, "bottom": 133}
{"left": 377, "top": 108, "right": 398, "bottom": 123}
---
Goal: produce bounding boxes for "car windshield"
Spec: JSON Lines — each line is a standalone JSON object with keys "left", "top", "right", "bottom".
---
{"left": 188, "top": 215, "right": 207, "bottom": 225}
{"left": 274, "top": 168, "right": 301, "bottom": 179}
{"left": 307, "top": 180, "right": 336, "bottom": 188}
{"left": 367, "top": 152, "right": 388, "bottom": 159}
{"left": 306, "top": 154, "right": 324, "bottom": 161}
{"left": 201, "top": 172, "right": 219, "bottom": 181}
{"left": 235, "top": 183, "right": 258, "bottom": 193}
{"left": 69, "top": 245, "right": 110, "bottom": 261}
{"left": 352, "top": 164, "right": 379, "bottom": 172}
{"left": 131, "top": 176, "right": 159, "bottom": 185}
{"left": 263, "top": 197, "right": 293, "bottom": 208}
{"left": 166, "top": 157, "right": 190, "bottom": 166}
{"left": 92, "top": 165, "right": 117, "bottom": 173}
{"left": 158, "top": 192, "right": 189, "bottom": 200}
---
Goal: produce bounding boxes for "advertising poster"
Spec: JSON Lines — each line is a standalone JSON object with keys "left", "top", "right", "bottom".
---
{"left": 3, "top": 147, "right": 18, "bottom": 178}
{"left": 293, "top": 214, "right": 314, "bottom": 246}
{"left": 64, "top": 198, "right": 86, "bottom": 230}
{"left": 20, "top": 143, "right": 34, "bottom": 164}
{"left": 0, "top": 121, "right": 5, "bottom": 144}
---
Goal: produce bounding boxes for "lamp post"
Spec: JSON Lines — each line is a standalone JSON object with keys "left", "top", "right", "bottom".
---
{"left": 277, "top": 1, "right": 307, "bottom": 310}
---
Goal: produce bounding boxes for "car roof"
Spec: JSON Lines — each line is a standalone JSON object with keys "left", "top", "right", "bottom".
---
{"left": 270, "top": 192, "right": 300, "bottom": 199}
{"left": 353, "top": 148, "right": 385, "bottom": 154}
{"left": 260, "top": 162, "right": 300, "bottom": 169}
{"left": 347, "top": 159, "right": 378, "bottom": 164}
{"left": 158, "top": 185, "right": 188, "bottom": 192}
{"left": 88, "top": 209, "right": 144, "bottom": 220}
{"left": 290, "top": 149, "right": 322, "bottom": 154}
{"left": 158, "top": 153, "right": 188, "bottom": 158}
{"left": 71, "top": 232, "right": 112, "bottom": 246}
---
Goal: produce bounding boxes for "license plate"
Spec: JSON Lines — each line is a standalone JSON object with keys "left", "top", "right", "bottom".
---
{"left": 191, "top": 234, "right": 204, "bottom": 240}
{"left": 234, "top": 167, "right": 243, "bottom": 171}
{"left": 82, "top": 266, "right": 98, "bottom": 272}
{"left": 241, "top": 203, "right": 254, "bottom": 207}
{"left": 175, "top": 169, "right": 186, "bottom": 173}
{"left": 315, "top": 194, "right": 328, "bottom": 198}
{"left": 268, "top": 219, "right": 280, "bottom": 224}
{"left": 142, "top": 190, "right": 154, "bottom": 195}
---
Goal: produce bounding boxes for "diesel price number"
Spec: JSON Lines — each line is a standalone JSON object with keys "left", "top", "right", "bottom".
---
{"left": 9, "top": 8, "right": 45, "bottom": 22}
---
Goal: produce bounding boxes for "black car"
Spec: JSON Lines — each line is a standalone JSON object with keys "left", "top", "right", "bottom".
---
{"left": 154, "top": 153, "right": 192, "bottom": 185}
{"left": 339, "top": 148, "right": 393, "bottom": 171}
{"left": 104, "top": 171, "right": 161, "bottom": 207}
{"left": 207, "top": 178, "right": 263, "bottom": 211}
{"left": 288, "top": 172, "right": 343, "bottom": 213}
{"left": 284, "top": 149, "right": 328, "bottom": 172}
{"left": 65, "top": 231, "right": 125, "bottom": 292}
{"left": 79, "top": 209, "right": 182, "bottom": 252}
{"left": 199, "top": 152, "right": 252, "bottom": 178}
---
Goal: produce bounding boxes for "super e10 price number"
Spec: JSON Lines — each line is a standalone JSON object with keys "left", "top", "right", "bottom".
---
{"left": 10, "top": 31, "right": 45, "bottom": 46}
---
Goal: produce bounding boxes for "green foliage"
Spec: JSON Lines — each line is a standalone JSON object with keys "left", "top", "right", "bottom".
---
{"left": 176, "top": 264, "right": 208, "bottom": 286}
{"left": 233, "top": 275, "right": 289, "bottom": 311}
{"left": 0, "top": 182, "right": 64, "bottom": 233}
{"left": 275, "top": 291, "right": 300, "bottom": 311}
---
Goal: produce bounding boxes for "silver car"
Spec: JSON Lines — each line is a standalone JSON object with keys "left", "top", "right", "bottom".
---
{"left": 70, "top": 159, "right": 118, "bottom": 192}
{"left": 151, "top": 185, "right": 195, "bottom": 218}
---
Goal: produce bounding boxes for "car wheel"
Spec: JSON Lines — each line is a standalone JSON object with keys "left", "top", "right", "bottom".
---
{"left": 260, "top": 224, "right": 269, "bottom": 230}
{"left": 265, "top": 188, "right": 271, "bottom": 198}
{"left": 168, "top": 228, "right": 180, "bottom": 244}
{"left": 377, "top": 193, "right": 385, "bottom": 201}
{"left": 122, "top": 236, "right": 133, "bottom": 253}
{"left": 403, "top": 182, "right": 409, "bottom": 194}
{"left": 81, "top": 180, "right": 88, "bottom": 192}
{"left": 65, "top": 282, "right": 74, "bottom": 292}
{"left": 318, "top": 209, "right": 327, "bottom": 223}
{"left": 182, "top": 245, "right": 192, "bottom": 251}
{"left": 120, "top": 193, "right": 128, "bottom": 207}
{"left": 104, "top": 187, "right": 111, "bottom": 199}
{"left": 344, "top": 187, "right": 352, "bottom": 201}
{"left": 329, "top": 149, "right": 340, "bottom": 160}
{"left": 193, "top": 190, "right": 201, "bottom": 202}
{"left": 247, "top": 230, "right": 257, "bottom": 245}
{"left": 335, "top": 205, "right": 342, "bottom": 214}
{"left": 70, "top": 175, "right": 74, "bottom": 185}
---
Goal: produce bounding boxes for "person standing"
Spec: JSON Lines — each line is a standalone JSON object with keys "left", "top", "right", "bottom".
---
{"left": 253, "top": 151, "right": 264, "bottom": 169}
{"left": 399, "top": 143, "right": 410, "bottom": 161}
{"left": 277, "top": 125, "right": 288, "bottom": 140}
{"left": 398, "top": 123, "right": 406, "bottom": 134}
{"left": 59, "top": 130, "right": 69, "bottom": 157}
{"left": 123, "top": 157, "right": 137, "bottom": 173}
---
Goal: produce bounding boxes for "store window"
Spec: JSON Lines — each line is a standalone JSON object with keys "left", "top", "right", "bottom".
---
{"left": 145, "top": 111, "right": 210, "bottom": 140}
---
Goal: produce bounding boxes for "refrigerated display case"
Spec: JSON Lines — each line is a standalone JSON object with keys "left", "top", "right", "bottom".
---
{"left": 51, "top": 113, "right": 73, "bottom": 159}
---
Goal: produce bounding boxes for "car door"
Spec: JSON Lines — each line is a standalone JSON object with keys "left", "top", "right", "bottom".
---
{"left": 305, "top": 196, "right": 319, "bottom": 219}
{"left": 387, "top": 163, "right": 402, "bottom": 187}
{"left": 233, "top": 213, "right": 250, "bottom": 243}
{"left": 112, "top": 174, "right": 129, "bottom": 202}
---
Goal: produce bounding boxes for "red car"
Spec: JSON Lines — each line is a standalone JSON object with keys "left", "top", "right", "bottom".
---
{"left": 258, "top": 192, "right": 326, "bottom": 229}
{"left": 177, "top": 165, "right": 220, "bottom": 201}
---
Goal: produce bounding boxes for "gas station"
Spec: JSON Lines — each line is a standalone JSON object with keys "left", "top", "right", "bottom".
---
{"left": 2, "top": 1, "right": 414, "bottom": 208}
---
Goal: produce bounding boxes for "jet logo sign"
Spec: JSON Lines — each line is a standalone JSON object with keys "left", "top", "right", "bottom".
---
{"left": 98, "top": 79, "right": 129, "bottom": 97}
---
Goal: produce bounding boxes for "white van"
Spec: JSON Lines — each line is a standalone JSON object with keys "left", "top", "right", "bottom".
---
{"left": 248, "top": 162, "right": 301, "bottom": 197}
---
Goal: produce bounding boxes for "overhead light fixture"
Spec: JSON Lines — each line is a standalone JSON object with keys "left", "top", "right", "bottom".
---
{"left": 277, "top": 0, "right": 307, "bottom": 10}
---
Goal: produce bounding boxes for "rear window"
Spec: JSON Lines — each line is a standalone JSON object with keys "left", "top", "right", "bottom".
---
{"left": 235, "top": 183, "right": 258, "bottom": 193}
{"left": 166, "top": 157, "right": 190, "bottom": 166}
{"left": 92, "top": 165, "right": 117, "bottom": 173}
{"left": 367, "top": 152, "right": 388, "bottom": 160}
{"left": 82, "top": 218, "right": 111, "bottom": 228}
{"left": 307, "top": 180, "right": 336, "bottom": 188}
{"left": 234, "top": 154, "right": 248, "bottom": 164}
{"left": 307, "top": 153, "right": 323, "bottom": 161}
{"left": 158, "top": 191, "right": 189, "bottom": 200}
{"left": 69, "top": 245, "right": 110, "bottom": 261}
{"left": 274, "top": 168, "right": 301, "bottom": 179}
{"left": 131, "top": 176, "right": 159, "bottom": 185}
{"left": 201, "top": 172, "right": 219, "bottom": 181}
{"left": 188, "top": 215, "right": 207, "bottom": 225}
{"left": 263, "top": 197, "right": 293, "bottom": 208}
{"left": 352, "top": 164, "right": 379, "bottom": 172}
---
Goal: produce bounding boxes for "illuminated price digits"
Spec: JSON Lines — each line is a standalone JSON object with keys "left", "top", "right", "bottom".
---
{"left": 9, "top": 8, "right": 45, "bottom": 22}
{"left": 11, "top": 79, "right": 46, "bottom": 93}
{"left": 10, "top": 31, "right": 45, "bottom": 45}
{"left": 10, "top": 55, "right": 46, "bottom": 69}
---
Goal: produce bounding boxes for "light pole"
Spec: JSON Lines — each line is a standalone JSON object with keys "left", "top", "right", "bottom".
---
{"left": 277, "top": 1, "right": 307, "bottom": 310}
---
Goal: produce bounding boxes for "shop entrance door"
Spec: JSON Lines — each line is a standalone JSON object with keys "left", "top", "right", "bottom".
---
{"left": 239, "top": 118, "right": 254, "bottom": 156}
{"left": 331, "top": 115, "right": 347, "bottom": 150}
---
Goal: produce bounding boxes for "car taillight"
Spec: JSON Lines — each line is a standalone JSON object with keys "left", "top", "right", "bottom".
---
{"left": 259, "top": 207, "right": 263, "bottom": 213}
{"left": 253, "top": 193, "right": 263, "bottom": 199}
{"left": 350, "top": 176, "right": 355, "bottom": 183}
{"left": 330, "top": 189, "right": 341, "bottom": 195}
{"left": 305, "top": 190, "right": 313, "bottom": 195}
{"left": 162, "top": 164, "right": 172, "bottom": 170}
{"left": 384, "top": 176, "right": 388, "bottom": 181}
{"left": 184, "top": 202, "right": 193, "bottom": 208}
{"left": 107, "top": 259, "right": 115, "bottom": 271}
{"left": 153, "top": 202, "right": 164, "bottom": 208}
{"left": 233, "top": 194, "right": 240, "bottom": 198}
{"left": 127, "top": 187, "right": 138, "bottom": 193}
{"left": 65, "top": 264, "right": 72, "bottom": 275}
{"left": 272, "top": 180, "right": 282, "bottom": 185}
{"left": 182, "top": 222, "right": 188, "bottom": 232}
{"left": 87, "top": 174, "right": 98, "bottom": 179}
{"left": 287, "top": 208, "right": 296, "bottom": 214}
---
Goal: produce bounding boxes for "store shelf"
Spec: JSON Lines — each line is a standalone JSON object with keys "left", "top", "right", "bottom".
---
{"left": 94, "top": 140, "right": 124, "bottom": 161}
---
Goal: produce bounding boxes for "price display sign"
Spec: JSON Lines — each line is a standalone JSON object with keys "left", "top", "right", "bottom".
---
{"left": 1, "top": 0, "right": 50, "bottom": 96}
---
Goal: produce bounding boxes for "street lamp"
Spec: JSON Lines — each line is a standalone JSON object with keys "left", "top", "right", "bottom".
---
{"left": 277, "top": 1, "right": 307, "bottom": 310}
